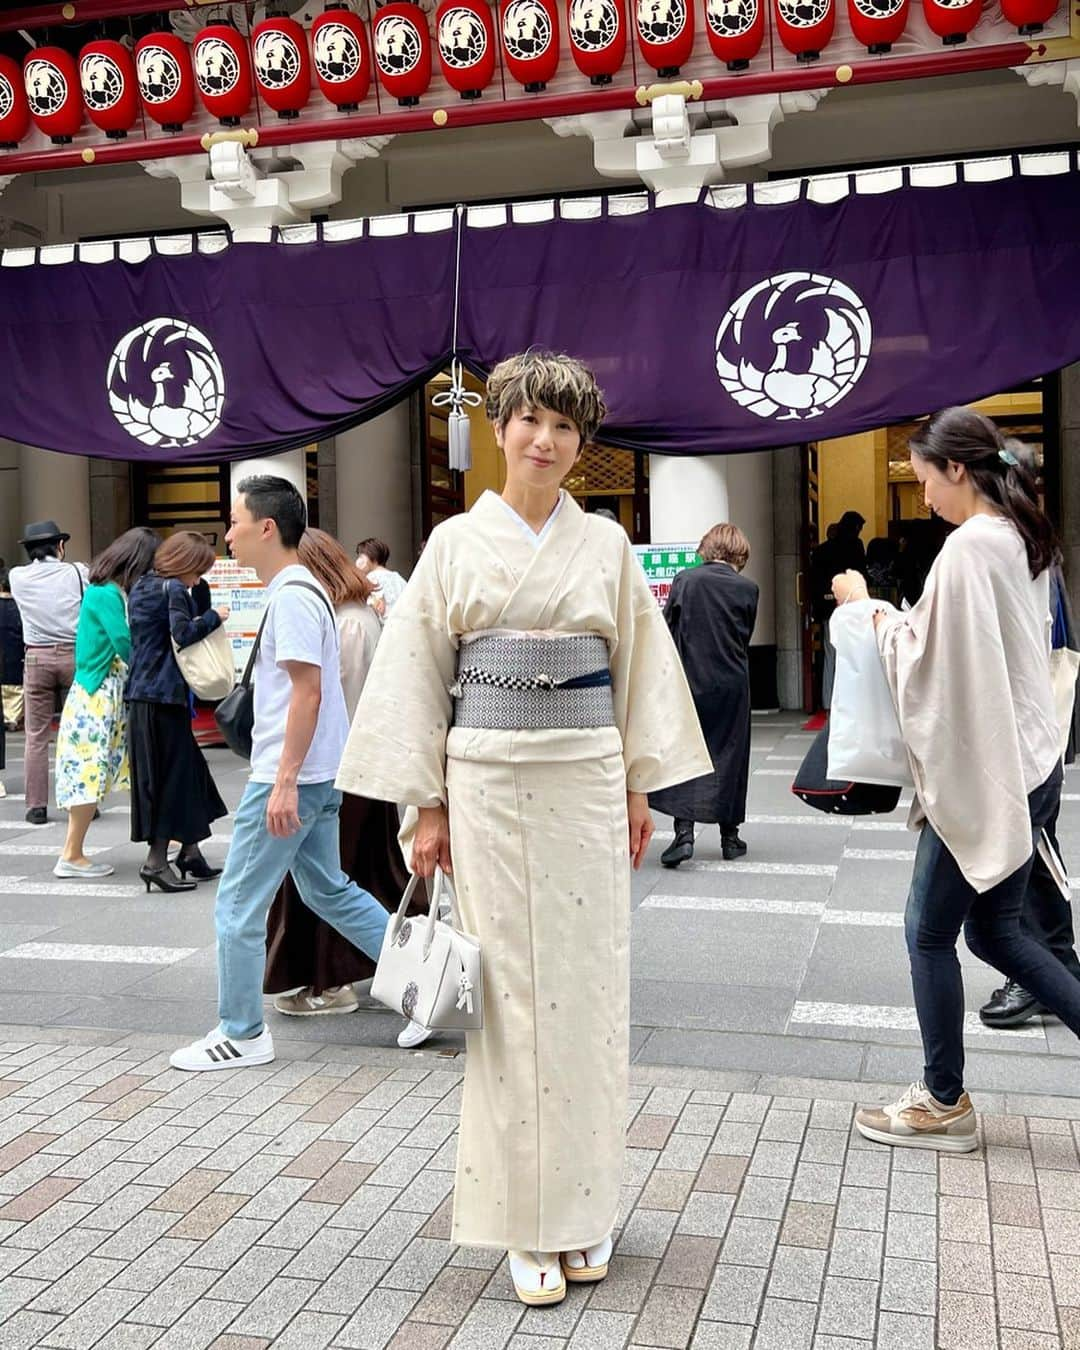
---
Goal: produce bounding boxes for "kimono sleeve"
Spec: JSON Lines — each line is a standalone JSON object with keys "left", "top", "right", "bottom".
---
{"left": 336, "top": 533, "right": 457, "bottom": 808}
{"left": 609, "top": 538, "right": 711, "bottom": 794}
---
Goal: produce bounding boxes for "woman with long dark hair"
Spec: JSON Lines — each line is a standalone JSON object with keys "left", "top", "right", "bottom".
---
{"left": 126, "top": 531, "right": 229, "bottom": 893}
{"left": 833, "top": 406, "right": 1080, "bottom": 1152}
{"left": 53, "top": 527, "right": 159, "bottom": 878}
{"left": 264, "top": 528, "right": 421, "bottom": 1019}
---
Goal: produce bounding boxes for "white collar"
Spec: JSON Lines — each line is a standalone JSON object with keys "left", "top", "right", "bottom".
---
{"left": 493, "top": 490, "right": 565, "bottom": 549}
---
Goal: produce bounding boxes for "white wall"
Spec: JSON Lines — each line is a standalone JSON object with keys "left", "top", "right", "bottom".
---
{"left": 724, "top": 452, "right": 775, "bottom": 648}
{"left": 335, "top": 404, "right": 415, "bottom": 577}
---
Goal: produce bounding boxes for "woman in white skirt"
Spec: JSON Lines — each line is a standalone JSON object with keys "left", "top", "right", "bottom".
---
{"left": 53, "top": 528, "right": 159, "bottom": 879}
{"left": 337, "top": 352, "right": 710, "bottom": 1306}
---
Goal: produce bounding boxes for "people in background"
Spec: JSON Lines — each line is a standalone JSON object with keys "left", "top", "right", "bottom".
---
{"left": 0, "top": 567, "right": 24, "bottom": 800}
{"left": 355, "top": 537, "right": 408, "bottom": 620}
{"left": 53, "top": 527, "right": 159, "bottom": 879}
{"left": 265, "top": 527, "right": 421, "bottom": 1024}
{"left": 834, "top": 408, "right": 1080, "bottom": 1154}
{"left": 171, "top": 477, "right": 389, "bottom": 1072}
{"left": 8, "top": 521, "right": 88, "bottom": 824}
{"left": 651, "top": 523, "right": 759, "bottom": 867}
{"left": 125, "top": 531, "right": 229, "bottom": 894}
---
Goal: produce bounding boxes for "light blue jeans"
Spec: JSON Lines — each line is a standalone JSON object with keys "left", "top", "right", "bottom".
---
{"left": 216, "top": 779, "right": 389, "bottom": 1039}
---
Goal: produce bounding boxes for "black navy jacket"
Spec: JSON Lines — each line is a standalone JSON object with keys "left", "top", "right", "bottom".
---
{"left": 125, "top": 573, "right": 221, "bottom": 706}
{"left": 0, "top": 597, "right": 24, "bottom": 685}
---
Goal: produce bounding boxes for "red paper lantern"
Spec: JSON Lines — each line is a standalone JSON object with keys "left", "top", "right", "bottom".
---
{"left": 253, "top": 14, "right": 311, "bottom": 118}
{"left": 773, "top": 0, "right": 834, "bottom": 60}
{"left": 373, "top": 3, "right": 433, "bottom": 105}
{"left": 79, "top": 39, "right": 138, "bottom": 139}
{"left": 635, "top": 0, "right": 694, "bottom": 76}
{"left": 500, "top": 0, "right": 560, "bottom": 90}
{"left": 921, "top": 0, "right": 979, "bottom": 42}
{"left": 311, "top": 4, "right": 372, "bottom": 109}
{"left": 567, "top": 0, "right": 627, "bottom": 84}
{"left": 436, "top": 0, "right": 496, "bottom": 98}
{"left": 1001, "top": 0, "right": 1057, "bottom": 31}
{"left": 0, "top": 55, "right": 31, "bottom": 147}
{"left": 703, "top": 0, "right": 764, "bottom": 69}
{"left": 193, "top": 22, "right": 253, "bottom": 125}
{"left": 24, "top": 48, "right": 82, "bottom": 145}
{"left": 135, "top": 32, "right": 195, "bottom": 131}
{"left": 847, "top": 0, "right": 907, "bottom": 51}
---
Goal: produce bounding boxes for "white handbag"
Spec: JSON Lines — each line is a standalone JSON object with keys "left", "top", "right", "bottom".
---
{"left": 827, "top": 599, "right": 914, "bottom": 788}
{"left": 1050, "top": 646, "right": 1080, "bottom": 758}
{"left": 171, "top": 623, "right": 235, "bottom": 701}
{"left": 371, "top": 868, "right": 483, "bottom": 1032}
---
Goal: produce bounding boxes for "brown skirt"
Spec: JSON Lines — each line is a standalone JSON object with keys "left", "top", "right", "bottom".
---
{"left": 263, "top": 791, "right": 422, "bottom": 995}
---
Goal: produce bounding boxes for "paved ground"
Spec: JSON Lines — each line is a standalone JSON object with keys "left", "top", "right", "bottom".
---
{"left": 1, "top": 1034, "right": 1080, "bottom": 1349}
{"left": 0, "top": 715, "right": 1079, "bottom": 1098}
{"left": 3, "top": 717, "right": 1080, "bottom": 1346}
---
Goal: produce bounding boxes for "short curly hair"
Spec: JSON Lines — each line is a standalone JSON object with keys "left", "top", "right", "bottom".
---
{"left": 485, "top": 350, "right": 607, "bottom": 448}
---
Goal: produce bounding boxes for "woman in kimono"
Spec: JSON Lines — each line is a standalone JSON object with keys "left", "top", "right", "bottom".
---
{"left": 650, "top": 522, "right": 759, "bottom": 867}
{"left": 337, "top": 351, "right": 710, "bottom": 1306}
{"left": 832, "top": 407, "right": 1080, "bottom": 1154}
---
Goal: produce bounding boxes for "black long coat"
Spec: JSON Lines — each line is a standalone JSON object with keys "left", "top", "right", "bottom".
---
{"left": 649, "top": 562, "right": 759, "bottom": 826}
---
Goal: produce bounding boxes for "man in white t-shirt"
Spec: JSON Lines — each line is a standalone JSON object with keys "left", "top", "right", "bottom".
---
{"left": 171, "top": 477, "right": 389, "bottom": 1071}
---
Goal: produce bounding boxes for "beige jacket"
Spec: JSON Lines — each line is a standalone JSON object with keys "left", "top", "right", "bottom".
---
{"left": 875, "top": 514, "right": 1058, "bottom": 893}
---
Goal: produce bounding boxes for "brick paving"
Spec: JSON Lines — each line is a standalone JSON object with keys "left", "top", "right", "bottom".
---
{"left": 0, "top": 1033, "right": 1079, "bottom": 1348}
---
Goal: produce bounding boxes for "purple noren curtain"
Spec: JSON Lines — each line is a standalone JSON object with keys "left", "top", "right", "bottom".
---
{"left": 1, "top": 167, "right": 1079, "bottom": 462}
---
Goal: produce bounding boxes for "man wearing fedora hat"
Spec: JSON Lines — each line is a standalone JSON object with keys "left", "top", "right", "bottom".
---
{"left": 8, "top": 522, "right": 89, "bottom": 825}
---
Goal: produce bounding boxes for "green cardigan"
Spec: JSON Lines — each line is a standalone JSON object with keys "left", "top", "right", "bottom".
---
{"left": 74, "top": 582, "right": 131, "bottom": 696}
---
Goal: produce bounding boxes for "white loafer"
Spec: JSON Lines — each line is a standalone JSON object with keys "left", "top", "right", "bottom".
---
{"left": 562, "top": 1235, "right": 613, "bottom": 1283}
{"left": 508, "top": 1250, "right": 566, "bottom": 1306}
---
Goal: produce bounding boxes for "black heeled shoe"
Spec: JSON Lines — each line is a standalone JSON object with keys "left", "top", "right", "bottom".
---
{"left": 175, "top": 855, "right": 223, "bottom": 882}
{"left": 139, "top": 864, "right": 197, "bottom": 894}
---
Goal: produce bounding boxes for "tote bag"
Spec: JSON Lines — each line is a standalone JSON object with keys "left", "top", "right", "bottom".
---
{"left": 171, "top": 624, "right": 234, "bottom": 702}
{"left": 827, "top": 599, "right": 913, "bottom": 788}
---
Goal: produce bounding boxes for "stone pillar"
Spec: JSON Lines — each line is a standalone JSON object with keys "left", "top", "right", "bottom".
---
{"left": 1059, "top": 362, "right": 1080, "bottom": 619}
{"left": 771, "top": 446, "right": 804, "bottom": 711}
{"left": 317, "top": 440, "right": 337, "bottom": 540}
{"left": 0, "top": 441, "right": 21, "bottom": 565}
{"left": 230, "top": 450, "right": 307, "bottom": 503}
{"left": 88, "top": 458, "right": 132, "bottom": 556}
{"left": 649, "top": 454, "right": 729, "bottom": 542}
{"left": 335, "top": 405, "right": 414, "bottom": 577}
{"left": 19, "top": 446, "right": 91, "bottom": 564}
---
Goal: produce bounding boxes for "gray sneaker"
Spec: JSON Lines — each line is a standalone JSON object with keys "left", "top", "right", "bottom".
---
{"left": 52, "top": 858, "right": 115, "bottom": 879}
{"left": 273, "top": 986, "right": 359, "bottom": 1016}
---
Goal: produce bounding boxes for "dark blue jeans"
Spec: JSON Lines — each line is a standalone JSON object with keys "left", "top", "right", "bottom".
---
{"left": 905, "top": 762, "right": 1080, "bottom": 1104}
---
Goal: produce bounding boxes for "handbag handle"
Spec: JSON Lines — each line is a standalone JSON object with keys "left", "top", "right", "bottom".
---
{"left": 390, "top": 867, "right": 457, "bottom": 959}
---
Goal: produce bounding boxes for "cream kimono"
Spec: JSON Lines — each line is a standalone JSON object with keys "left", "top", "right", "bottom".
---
{"left": 337, "top": 490, "right": 709, "bottom": 1251}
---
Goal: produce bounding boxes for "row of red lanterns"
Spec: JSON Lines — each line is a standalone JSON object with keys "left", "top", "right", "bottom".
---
{"left": 0, "top": 0, "right": 1060, "bottom": 147}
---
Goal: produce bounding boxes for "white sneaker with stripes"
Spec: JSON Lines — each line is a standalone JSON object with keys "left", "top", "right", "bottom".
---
{"left": 170, "top": 1026, "right": 275, "bottom": 1072}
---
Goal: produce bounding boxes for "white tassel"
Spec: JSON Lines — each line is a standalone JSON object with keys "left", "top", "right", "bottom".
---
{"left": 456, "top": 972, "right": 474, "bottom": 1015}
{"left": 432, "top": 358, "right": 482, "bottom": 474}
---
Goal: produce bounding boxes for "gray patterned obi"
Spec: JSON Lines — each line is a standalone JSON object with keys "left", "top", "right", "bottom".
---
{"left": 450, "top": 631, "right": 615, "bottom": 730}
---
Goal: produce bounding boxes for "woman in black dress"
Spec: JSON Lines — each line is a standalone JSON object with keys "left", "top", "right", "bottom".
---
{"left": 650, "top": 522, "right": 759, "bottom": 866}
{"left": 126, "top": 532, "right": 228, "bottom": 892}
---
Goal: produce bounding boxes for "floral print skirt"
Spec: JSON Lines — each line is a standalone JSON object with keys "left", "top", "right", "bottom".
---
{"left": 55, "top": 661, "right": 130, "bottom": 809}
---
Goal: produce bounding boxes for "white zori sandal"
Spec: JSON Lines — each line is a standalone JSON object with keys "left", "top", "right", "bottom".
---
{"left": 561, "top": 1235, "right": 613, "bottom": 1283}
{"left": 508, "top": 1250, "right": 566, "bottom": 1306}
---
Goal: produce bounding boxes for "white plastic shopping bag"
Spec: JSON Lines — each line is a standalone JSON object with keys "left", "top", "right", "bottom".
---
{"left": 827, "top": 599, "right": 913, "bottom": 787}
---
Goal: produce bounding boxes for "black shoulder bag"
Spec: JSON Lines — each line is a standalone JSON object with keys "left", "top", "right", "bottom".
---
{"left": 215, "top": 581, "right": 335, "bottom": 760}
{"left": 791, "top": 725, "right": 902, "bottom": 816}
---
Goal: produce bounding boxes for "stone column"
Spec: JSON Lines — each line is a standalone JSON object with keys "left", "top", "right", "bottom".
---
{"left": 88, "top": 458, "right": 132, "bottom": 556}
{"left": 0, "top": 440, "right": 21, "bottom": 565}
{"left": 771, "top": 446, "right": 803, "bottom": 711}
{"left": 335, "top": 405, "right": 414, "bottom": 576}
{"left": 230, "top": 450, "right": 307, "bottom": 502}
{"left": 649, "top": 454, "right": 729, "bottom": 542}
{"left": 1059, "top": 362, "right": 1080, "bottom": 619}
{"left": 19, "top": 446, "right": 91, "bottom": 563}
